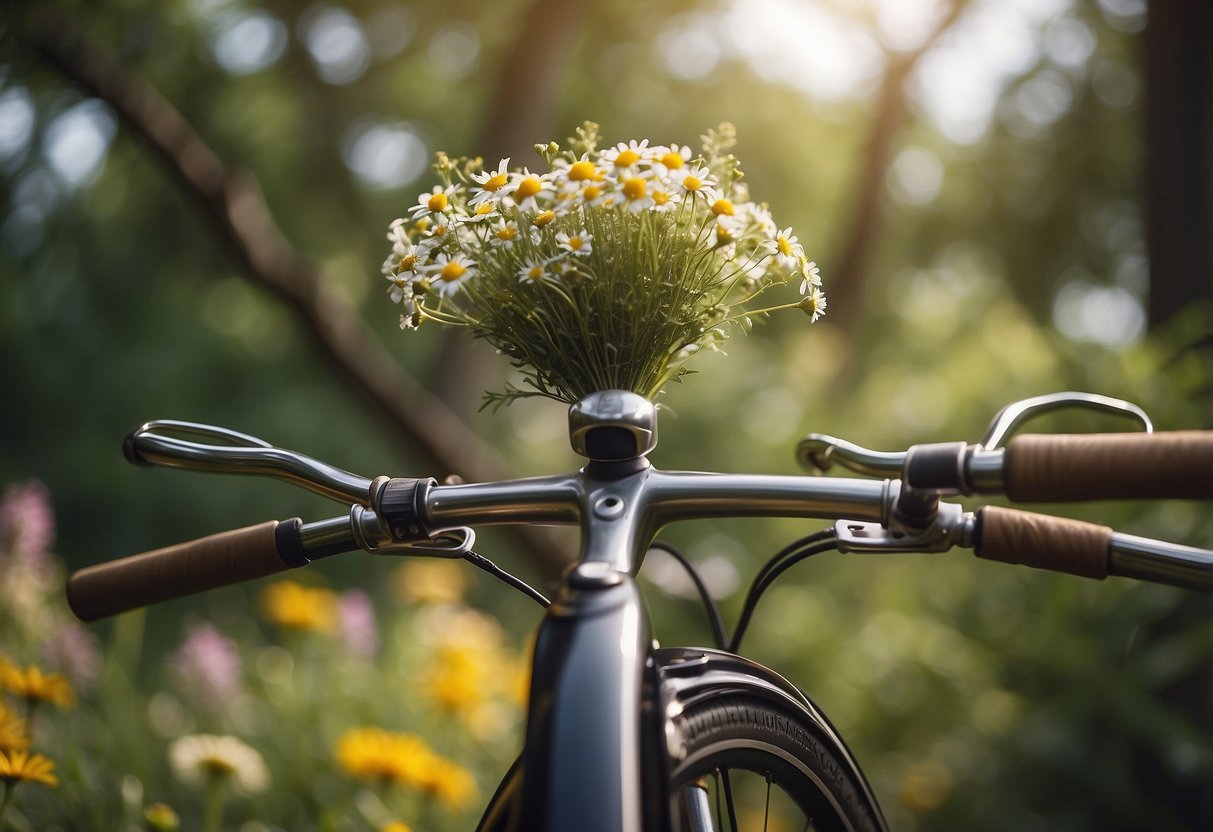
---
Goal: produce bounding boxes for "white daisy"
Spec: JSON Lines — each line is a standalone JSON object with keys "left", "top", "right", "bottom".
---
{"left": 799, "top": 286, "right": 827, "bottom": 322}
{"left": 556, "top": 229, "right": 593, "bottom": 256}
{"left": 469, "top": 157, "right": 512, "bottom": 208}
{"left": 652, "top": 144, "right": 693, "bottom": 175}
{"left": 670, "top": 165, "right": 718, "bottom": 200}
{"left": 767, "top": 227, "right": 804, "bottom": 271}
{"left": 799, "top": 260, "right": 821, "bottom": 294}
{"left": 409, "top": 184, "right": 458, "bottom": 220}
{"left": 169, "top": 734, "right": 269, "bottom": 795}
{"left": 557, "top": 158, "right": 605, "bottom": 193}
{"left": 507, "top": 169, "right": 554, "bottom": 211}
{"left": 490, "top": 219, "right": 521, "bottom": 248}
{"left": 600, "top": 139, "right": 652, "bottom": 175}
{"left": 425, "top": 252, "right": 477, "bottom": 296}
{"left": 517, "top": 259, "right": 551, "bottom": 284}
{"left": 617, "top": 171, "right": 656, "bottom": 213}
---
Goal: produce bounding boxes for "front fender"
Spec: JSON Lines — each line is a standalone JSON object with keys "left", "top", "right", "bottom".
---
{"left": 655, "top": 646, "right": 886, "bottom": 830}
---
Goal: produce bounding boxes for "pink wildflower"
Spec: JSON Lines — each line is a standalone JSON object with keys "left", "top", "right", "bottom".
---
{"left": 169, "top": 622, "right": 243, "bottom": 713}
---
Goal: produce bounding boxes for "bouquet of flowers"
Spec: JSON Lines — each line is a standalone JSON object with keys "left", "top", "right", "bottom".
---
{"left": 380, "top": 122, "right": 825, "bottom": 408}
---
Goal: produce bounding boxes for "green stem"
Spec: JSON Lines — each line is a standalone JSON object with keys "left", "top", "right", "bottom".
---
{"left": 203, "top": 775, "right": 227, "bottom": 832}
{"left": 0, "top": 782, "right": 14, "bottom": 831}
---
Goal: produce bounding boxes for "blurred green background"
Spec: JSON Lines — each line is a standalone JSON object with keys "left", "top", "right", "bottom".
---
{"left": 1, "top": 0, "right": 1211, "bottom": 829}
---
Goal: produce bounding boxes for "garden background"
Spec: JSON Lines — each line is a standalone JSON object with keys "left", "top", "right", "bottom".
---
{"left": 1, "top": 0, "right": 1210, "bottom": 830}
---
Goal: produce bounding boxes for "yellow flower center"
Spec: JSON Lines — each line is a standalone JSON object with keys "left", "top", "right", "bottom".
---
{"left": 653, "top": 191, "right": 670, "bottom": 205}
{"left": 683, "top": 176, "right": 703, "bottom": 192}
{"left": 440, "top": 261, "right": 467, "bottom": 282}
{"left": 427, "top": 192, "right": 448, "bottom": 212}
{"left": 495, "top": 227, "right": 517, "bottom": 241}
{"left": 716, "top": 223, "right": 735, "bottom": 244}
{"left": 583, "top": 185, "right": 602, "bottom": 201}
{"left": 660, "top": 151, "right": 684, "bottom": 169}
{"left": 777, "top": 236, "right": 793, "bottom": 257}
{"left": 567, "top": 236, "right": 584, "bottom": 250}
{"left": 533, "top": 210, "right": 556, "bottom": 227}
{"left": 475, "top": 202, "right": 496, "bottom": 216}
{"left": 568, "top": 161, "right": 597, "bottom": 181}
{"left": 614, "top": 149, "right": 640, "bottom": 167}
{"left": 515, "top": 176, "right": 543, "bottom": 199}
{"left": 399, "top": 254, "right": 417, "bottom": 271}
{"left": 483, "top": 173, "right": 508, "bottom": 191}
{"left": 526, "top": 266, "right": 543, "bottom": 280}
{"left": 622, "top": 178, "right": 647, "bottom": 200}
{"left": 711, "top": 199, "right": 734, "bottom": 216}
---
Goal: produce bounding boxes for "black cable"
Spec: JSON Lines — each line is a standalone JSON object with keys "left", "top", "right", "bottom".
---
{"left": 647, "top": 540, "right": 729, "bottom": 650}
{"left": 729, "top": 531, "right": 839, "bottom": 653}
{"left": 462, "top": 550, "right": 550, "bottom": 608}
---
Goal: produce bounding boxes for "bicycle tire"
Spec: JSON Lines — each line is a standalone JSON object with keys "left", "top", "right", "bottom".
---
{"left": 670, "top": 695, "right": 884, "bottom": 832}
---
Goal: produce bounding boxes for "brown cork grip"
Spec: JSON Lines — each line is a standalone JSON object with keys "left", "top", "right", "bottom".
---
{"left": 67, "top": 521, "right": 294, "bottom": 621}
{"left": 975, "top": 506, "right": 1111, "bottom": 580}
{"left": 1005, "top": 431, "right": 1213, "bottom": 502}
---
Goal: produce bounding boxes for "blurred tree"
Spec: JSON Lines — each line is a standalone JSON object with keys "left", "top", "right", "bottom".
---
{"left": 0, "top": 0, "right": 1209, "bottom": 830}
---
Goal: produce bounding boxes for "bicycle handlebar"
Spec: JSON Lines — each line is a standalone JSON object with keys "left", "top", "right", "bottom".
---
{"left": 65, "top": 394, "right": 1213, "bottom": 621}
{"left": 66, "top": 519, "right": 307, "bottom": 621}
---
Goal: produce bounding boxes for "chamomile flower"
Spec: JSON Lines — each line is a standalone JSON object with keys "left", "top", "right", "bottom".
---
{"left": 528, "top": 210, "right": 558, "bottom": 242}
{"left": 768, "top": 227, "right": 803, "bottom": 271}
{"left": 558, "top": 158, "right": 605, "bottom": 191}
{"left": 377, "top": 122, "right": 826, "bottom": 405}
{"left": 410, "top": 184, "right": 458, "bottom": 220}
{"left": 654, "top": 144, "right": 693, "bottom": 173}
{"left": 600, "top": 139, "right": 651, "bottom": 174}
{"left": 556, "top": 229, "right": 593, "bottom": 256}
{"left": 469, "top": 158, "right": 512, "bottom": 207}
{"left": 490, "top": 219, "right": 520, "bottom": 248}
{"left": 671, "top": 165, "right": 717, "bottom": 200}
{"left": 169, "top": 734, "right": 268, "bottom": 795}
{"left": 799, "top": 286, "right": 827, "bottom": 322}
{"left": 650, "top": 186, "right": 677, "bottom": 212}
{"left": 427, "top": 252, "right": 477, "bottom": 296}
{"left": 386, "top": 273, "right": 413, "bottom": 305}
{"left": 517, "top": 259, "right": 551, "bottom": 284}
{"left": 508, "top": 169, "right": 554, "bottom": 211}
{"left": 617, "top": 172, "right": 656, "bottom": 213}
{"left": 799, "top": 260, "right": 822, "bottom": 294}
{"left": 462, "top": 200, "right": 500, "bottom": 223}
{"left": 576, "top": 181, "right": 612, "bottom": 208}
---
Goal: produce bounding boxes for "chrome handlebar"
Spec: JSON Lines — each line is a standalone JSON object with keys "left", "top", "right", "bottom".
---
{"left": 797, "top": 391, "right": 1153, "bottom": 478}
{"left": 126, "top": 420, "right": 375, "bottom": 505}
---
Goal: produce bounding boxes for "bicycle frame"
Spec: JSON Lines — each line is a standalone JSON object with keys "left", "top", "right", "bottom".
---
{"left": 416, "top": 462, "right": 893, "bottom": 831}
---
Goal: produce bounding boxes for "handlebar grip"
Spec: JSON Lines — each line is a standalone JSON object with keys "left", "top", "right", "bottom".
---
{"left": 974, "top": 506, "right": 1111, "bottom": 580}
{"left": 66, "top": 519, "right": 304, "bottom": 622}
{"left": 1004, "top": 431, "right": 1213, "bottom": 502}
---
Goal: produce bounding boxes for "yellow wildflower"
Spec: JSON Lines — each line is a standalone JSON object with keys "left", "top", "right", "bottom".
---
{"left": 423, "top": 645, "right": 490, "bottom": 714}
{"left": 0, "top": 662, "right": 74, "bottom": 709}
{"left": 419, "top": 757, "right": 477, "bottom": 811}
{"left": 382, "top": 823, "right": 413, "bottom": 832}
{"left": 260, "top": 580, "right": 337, "bottom": 632}
{"left": 392, "top": 559, "right": 468, "bottom": 605}
{"left": 0, "top": 749, "right": 57, "bottom": 787}
{"left": 143, "top": 802, "right": 181, "bottom": 832}
{"left": 335, "top": 727, "right": 435, "bottom": 789}
{"left": 0, "top": 704, "right": 27, "bottom": 752}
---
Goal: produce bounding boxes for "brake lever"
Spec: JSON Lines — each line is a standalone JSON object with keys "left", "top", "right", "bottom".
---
{"left": 125, "top": 420, "right": 375, "bottom": 505}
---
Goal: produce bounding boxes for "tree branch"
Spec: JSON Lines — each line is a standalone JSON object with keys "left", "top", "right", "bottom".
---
{"left": 29, "top": 11, "right": 571, "bottom": 578}
{"left": 827, "top": 0, "right": 971, "bottom": 327}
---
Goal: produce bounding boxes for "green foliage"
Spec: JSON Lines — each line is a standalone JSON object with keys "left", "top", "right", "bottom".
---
{"left": 1, "top": 0, "right": 1209, "bottom": 830}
